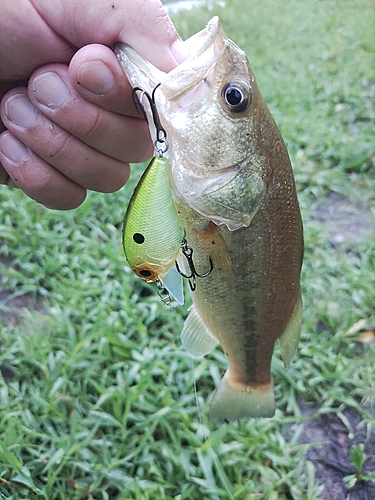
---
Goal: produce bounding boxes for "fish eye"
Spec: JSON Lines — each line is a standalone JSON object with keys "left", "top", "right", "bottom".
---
{"left": 221, "top": 81, "right": 252, "bottom": 113}
{"left": 133, "top": 232, "right": 145, "bottom": 244}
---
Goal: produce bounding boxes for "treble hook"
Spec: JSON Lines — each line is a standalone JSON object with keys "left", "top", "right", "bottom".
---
{"left": 132, "top": 83, "right": 168, "bottom": 155}
{"left": 175, "top": 239, "right": 213, "bottom": 292}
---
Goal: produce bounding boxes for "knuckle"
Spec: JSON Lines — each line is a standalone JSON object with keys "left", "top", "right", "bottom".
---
{"left": 45, "top": 128, "right": 71, "bottom": 160}
{"left": 79, "top": 106, "right": 102, "bottom": 139}
{"left": 25, "top": 168, "right": 55, "bottom": 196}
{"left": 23, "top": 165, "right": 86, "bottom": 210}
{"left": 100, "top": 163, "right": 130, "bottom": 193}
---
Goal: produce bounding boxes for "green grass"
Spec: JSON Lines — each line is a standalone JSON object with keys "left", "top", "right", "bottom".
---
{"left": 0, "top": 0, "right": 374, "bottom": 498}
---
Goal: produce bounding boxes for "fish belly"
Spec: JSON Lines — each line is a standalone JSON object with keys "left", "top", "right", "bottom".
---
{"left": 175, "top": 155, "right": 303, "bottom": 421}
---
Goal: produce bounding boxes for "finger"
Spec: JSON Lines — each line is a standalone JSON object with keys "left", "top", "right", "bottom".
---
{"left": 0, "top": 1, "right": 75, "bottom": 82}
{"left": 68, "top": 44, "right": 141, "bottom": 116}
{"left": 117, "top": 4, "right": 188, "bottom": 69}
{"left": 0, "top": 132, "right": 86, "bottom": 209}
{"left": 0, "top": 163, "right": 9, "bottom": 184}
{"left": 34, "top": 0, "right": 188, "bottom": 70}
{"left": 28, "top": 63, "right": 153, "bottom": 161}
{"left": 1, "top": 89, "right": 131, "bottom": 192}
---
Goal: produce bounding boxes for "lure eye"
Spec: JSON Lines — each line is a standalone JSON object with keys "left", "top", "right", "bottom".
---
{"left": 221, "top": 80, "right": 252, "bottom": 114}
{"left": 133, "top": 233, "right": 145, "bottom": 244}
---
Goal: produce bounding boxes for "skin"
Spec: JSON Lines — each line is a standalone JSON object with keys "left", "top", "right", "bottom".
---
{"left": 0, "top": 0, "right": 186, "bottom": 209}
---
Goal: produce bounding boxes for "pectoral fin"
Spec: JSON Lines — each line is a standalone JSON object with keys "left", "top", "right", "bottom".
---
{"left": 181, "top": 306, "right": 218, "bottom": 358}
{"left": 278, "top": 295, "right": 302, "bottom": 366}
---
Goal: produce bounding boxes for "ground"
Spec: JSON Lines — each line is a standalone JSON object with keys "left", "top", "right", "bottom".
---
{"left": 299, "top": 404, "right": 375, "bottom": 500}
{"left": 1, "top": 194, "right": 373, "bottom": 499}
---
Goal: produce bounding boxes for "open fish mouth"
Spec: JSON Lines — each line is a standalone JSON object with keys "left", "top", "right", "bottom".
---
{"left": 114, "top": 16, "right": 247, "bottom": 105}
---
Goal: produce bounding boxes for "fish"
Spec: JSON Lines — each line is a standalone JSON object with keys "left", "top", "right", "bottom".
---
{"left": 122, "top": 155, "right": 185, "bottom": 304}
{"left": 115, "top": 16, "right": 304, "bottom": 422}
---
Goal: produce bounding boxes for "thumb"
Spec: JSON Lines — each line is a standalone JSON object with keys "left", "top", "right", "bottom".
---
{"left": 36, "top": 0, "right": 187, "bottom": 71}
{"left": 118, "top": 2, "right": 188, "bottom": 70}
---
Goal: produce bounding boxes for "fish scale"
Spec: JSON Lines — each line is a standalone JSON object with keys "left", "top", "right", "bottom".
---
{"left": 116, "top": 16, "right": 303, "bottom": 422}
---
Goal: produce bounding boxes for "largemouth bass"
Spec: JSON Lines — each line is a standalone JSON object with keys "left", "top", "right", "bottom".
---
{"left": 115, "top": 17, "right": 304, "bottom": 422}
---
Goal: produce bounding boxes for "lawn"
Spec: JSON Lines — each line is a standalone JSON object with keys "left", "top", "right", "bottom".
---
{"left": 0, "top": 0, "right": 374, "bottom": 498}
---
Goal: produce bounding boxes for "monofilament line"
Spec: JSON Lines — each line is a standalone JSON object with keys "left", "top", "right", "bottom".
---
{"left": 189, "top": 356, "right": 235, "bottom": 500}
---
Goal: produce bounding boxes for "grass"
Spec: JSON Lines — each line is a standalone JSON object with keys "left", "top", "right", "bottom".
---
{"left": 0, "top": 0, "right": 374, "bottom": 498}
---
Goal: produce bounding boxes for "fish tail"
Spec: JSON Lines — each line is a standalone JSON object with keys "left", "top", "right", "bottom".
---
{"left": 208, "top": 373, "right": 275, "bottom": 422}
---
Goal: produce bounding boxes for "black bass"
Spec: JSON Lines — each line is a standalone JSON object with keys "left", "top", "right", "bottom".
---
{"left": 115, "top": 17, "right": 303, "bottom": 422}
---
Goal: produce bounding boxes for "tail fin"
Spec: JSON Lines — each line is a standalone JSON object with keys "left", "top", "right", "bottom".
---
{"left": 208, "top": 373, "right": 275, "bottom": 422}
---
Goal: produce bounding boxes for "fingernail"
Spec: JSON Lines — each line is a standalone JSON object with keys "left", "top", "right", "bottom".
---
{"left": 76, "top": 61, "right": 115, "bottom": 95}
{"left": 5, "top": 94, "right": 38, "bottom": 128}
{"left": 33, "top": 72, "right": 69, "bottom": 108}
{"left": 0, "top": 134, "right": 30, "bottom": 163}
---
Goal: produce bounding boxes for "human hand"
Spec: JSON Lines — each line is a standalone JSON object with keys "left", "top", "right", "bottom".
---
{"left": 0, "top": 0, "right": 185, "bottom": 209}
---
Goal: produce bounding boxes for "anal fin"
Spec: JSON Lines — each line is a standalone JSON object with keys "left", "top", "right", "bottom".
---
{"left": 181, "top": 306, "right": 218, "bottom": 358}
{"left": 278, "top": 294, "right": 302, "bottom": 366}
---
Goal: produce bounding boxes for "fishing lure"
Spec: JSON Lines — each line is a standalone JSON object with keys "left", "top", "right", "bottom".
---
{"left": 123, "top": 84, "right": 213, "bottom": 303}
{"left": 123, "top": 155, "right": 185, "bottom": 302}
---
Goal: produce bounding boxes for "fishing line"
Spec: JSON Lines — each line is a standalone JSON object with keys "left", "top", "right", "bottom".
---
{"left": 189, "top": 356, "right": 235, "bottom": 500}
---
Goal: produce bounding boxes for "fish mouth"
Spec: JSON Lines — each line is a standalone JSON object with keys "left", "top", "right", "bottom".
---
{"left": 178, "top": 16, "right": 222, "bottom": 64}
{"left": 115, "top": 16, "right": 249, "bottom": 150}
{"left": 114, "top": 17, "right": 229, "bottom": 145}
{"left": 115, "top": 16, "right": 241, "bottom": 101}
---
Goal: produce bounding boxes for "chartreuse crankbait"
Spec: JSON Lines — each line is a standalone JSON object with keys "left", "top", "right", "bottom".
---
{"left": 123, "top": 155, "right": 185, "bottom": 304}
